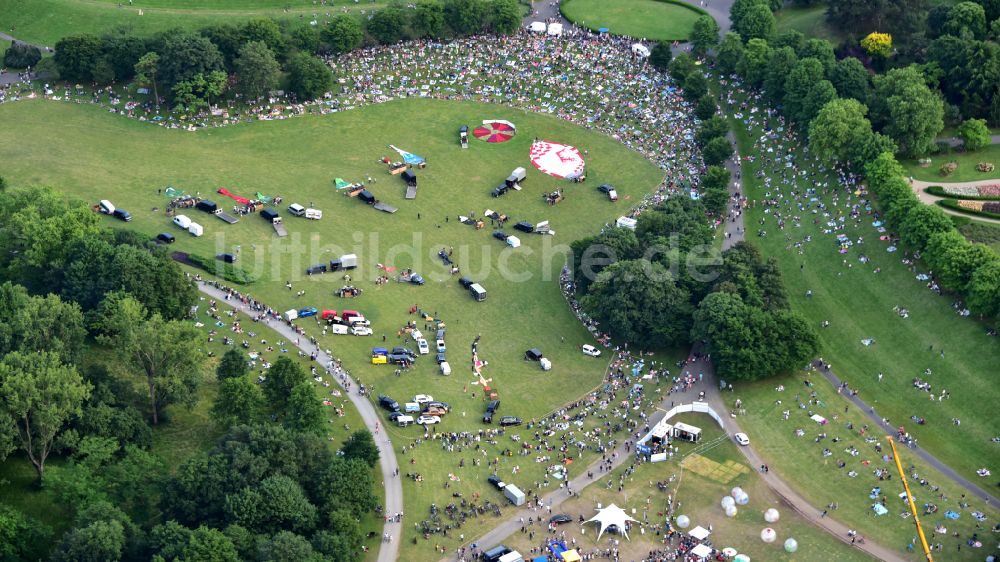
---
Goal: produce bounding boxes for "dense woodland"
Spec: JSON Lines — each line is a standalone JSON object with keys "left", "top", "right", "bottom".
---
{"left": 0, "top": 185, "right": 380, "bottom": 561}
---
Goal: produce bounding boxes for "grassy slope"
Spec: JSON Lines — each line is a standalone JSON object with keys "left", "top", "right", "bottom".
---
{"left": 560, "top": 0, "right": 703, "bottom": 41}
{"left": 773, "top": 4, "right": 845, "bottom": 44}
{"left": 0, "top": 0, "right": 388, "bottom": 46}
{"left": 902, "top": 144, "right": 1000, "bottom": 183}
{"left": 0, "top": 97, "right": 670, "bottom": 561}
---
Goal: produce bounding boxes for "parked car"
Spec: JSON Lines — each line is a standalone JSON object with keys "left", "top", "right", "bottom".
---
{"left": 549, "top": 514, "right": 573, "bottom": 525}
{"left": 483, "top": 400, "right": 500, "bottom": 423}
{"left": 499, "top": 416, "right": 522, "bottom": 427}
{"left": 436, "top": 352, "right": 447, "bottom": 364}
{"left": 598, "top": 183, "right": 618, "bottom": 201}
{"left": 426, "top": 401, "right": 450, "bottom": 412}
{"left": 112, "top": 208, "right": 132, "bottom": 222}
{"left": 458, "top": 277, "right": 474, "bottom": 289}
{"left": 417, "top": 339, "right": 430, "bottom": 355}
{"left": 734, "top": 432, "right": 750, "bottom": 446}
{"left": 351, "top": 326, "right": 373, "bottom": 336}
{"left": 388, "top": 411, "right": 403, "bottom": 422}
{"left": 414, "top": 394, "right": 434, "bottom": 404}
{"left": 378, "top": 395, "right": 400, "bottom": 412}
{"left": 423, "top": 406, "right": 447, "bottom": 417}
{"left": 581, "top": 344, "right": 602, "bottom": 357}
{"left": 387, "top": 352, "right": 412, "bottom": 364}
{"left": 417, "top": 415, "right": 440, "bottom": 425}
{"left": 411, "top": 329, "right": 424, "bottom": 342}
{"left": 306, "top": 264, "right": 327, "bottom": 275}
{"left": 408, "top": 274, "right": 425, "bottom": 285}
{"left": 487, "top": 474, "right": 506, "bottom": 490}
{"left": 392, "top": 347, "right": 416, "bottom": 358}
{"left": 156, "top": 232, "right": 176, "bottom": 244}
{"left": 298, "top": 307, "right": 318, "bottom": 318}
{"left": 436, "top": 339, "right": 446, "bottom": 353}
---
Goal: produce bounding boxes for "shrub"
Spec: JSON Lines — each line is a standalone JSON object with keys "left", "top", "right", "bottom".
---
{"left": 977, "top": 162, "right": 995, "bottom": 172}
{"left": 3, "top": 42, "right": 41, "bottom": 68}
{"left": 186, "top": 253, "right": 258, "bottom": 284}
{"left": 939, "top": 162, "right": 958, "bottom": 176}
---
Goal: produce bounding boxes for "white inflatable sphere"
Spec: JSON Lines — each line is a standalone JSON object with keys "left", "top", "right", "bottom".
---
{"left": 725, "top": 505, "right": 738, "bottom": 517}
{"left": 721, "top": 496, "right": 736, "bottom": 509}
{"left": 760, "top": 527, "right": 777, "bottom": 543}
{"left": 764, "top": 508, "right": 780, "bottom": 523}
{"left": 784, "top": 538, "right": 798, "bottom": 553}
{"left": 731, "top": 486, "right": 745, "bottom": 498}
{"left": 676, "top": 515, "right": 690, "bottom": 529}
{"left": 736, "top": 492, "right": 750, "bottom": 506}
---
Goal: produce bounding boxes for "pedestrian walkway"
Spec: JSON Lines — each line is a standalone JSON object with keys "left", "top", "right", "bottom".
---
{"left": 908, "top": 178, "right": 1000, "bottom": 226}
{"left": 196, "top": 282, "right": 403, "bottom": 562}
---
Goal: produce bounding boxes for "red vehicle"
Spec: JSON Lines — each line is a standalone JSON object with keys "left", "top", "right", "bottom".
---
{"left": 321, "top": 310, "right": 338, "bottom": 320}
{"left": 341, "top": 310, "right": 362, "bottom": 320}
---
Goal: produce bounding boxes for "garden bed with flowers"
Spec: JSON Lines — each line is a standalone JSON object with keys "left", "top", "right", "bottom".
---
{"left": 925, "top": 184, "right": 1000, "bottom": 200}
{"left": 938, "top": 198, "right": 1000, "bottom": 219}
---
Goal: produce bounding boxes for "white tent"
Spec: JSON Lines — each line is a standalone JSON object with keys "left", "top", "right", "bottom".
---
{"left": 690, "top": 543, "right": 713, "bottom": 559}
{"left": 631, "top": 43, "right": 651, "bottom": 58}
{"left": 529, "top": 21, "right": 546, "bottom": 33}
{"left": 547, "top": 22, "right": 563, "bottom": 36}
{"left": 585, "top": 504, "right": 638, "bottom": 541}
{"left": 689, "top": 526, "right": 711, "bottom": 541}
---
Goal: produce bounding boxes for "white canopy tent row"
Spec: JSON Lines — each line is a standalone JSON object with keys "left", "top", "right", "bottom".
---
{"left": 547, "top": 23, "right": 563, "bottom": 36}
{"left": 631, "top": 43, "right": 651, "bottom": 58}
{"left": 585, "top": 504, "right": 638, "bottom": 540}
{"left": 528, "top": 21, "right": 547, "bottom": 33}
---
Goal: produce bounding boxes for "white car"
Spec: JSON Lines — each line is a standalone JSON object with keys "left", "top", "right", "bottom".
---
{"left": 581, "top": 344, "right": 602, "bottom": 357}
{"left": 411, "top": 329, "right": 424, "bottom": 342}
{"left": 436, "top": 339, "right": 446, "bottom": 353}
{"left": 414, "top": 394, "right": 434, "bottom": 405}
{"left": 734, "top": 432, "right": 750, "bottom": 446}
{"left": 417, "top": 338, "right": 430, "bottom": 355}
{"left": 417, "top": 415, "right": 440, "bottom": 425}
{"left": 351, "top": 326, "right": 373, "bottom": 336}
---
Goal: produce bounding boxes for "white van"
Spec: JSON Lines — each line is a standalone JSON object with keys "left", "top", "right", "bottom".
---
{"left": 284, "top": 309, "right": 298, "bottom": 321}
{"left": 396, "top": 415, "right": 414, "bottom": 427}
{"left": 440, "top": 361, "right": 451, "bottom": 376}
{"left": 328, "top": 324, "right": 349, "bottom": 335}
{"left": 173, "top": 214, "right": 192, "bottom": 229}
{"left": 288, "top": 203, "right": 306, "bottom": 217}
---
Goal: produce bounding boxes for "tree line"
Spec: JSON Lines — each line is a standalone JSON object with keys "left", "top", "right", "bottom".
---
{"left": 0, "top": 182, "right": 380, "bottom": 561}
{"left": 41, "top": 0, "right": 521, "bottom": 111}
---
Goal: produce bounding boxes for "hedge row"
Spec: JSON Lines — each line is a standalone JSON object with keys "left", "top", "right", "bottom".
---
{"left": 186, "top": 253, "right": 258, "bottom": 285}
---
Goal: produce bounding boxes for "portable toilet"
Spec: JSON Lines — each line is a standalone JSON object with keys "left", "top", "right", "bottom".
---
{"left": 173, "top": 214, "right": 192, "bottom": 229}
{"left": 504, "top": 484, "right": 526, "bottom": 506}
{"left": 188, "top": 222, "right": 204, "bottom": 237}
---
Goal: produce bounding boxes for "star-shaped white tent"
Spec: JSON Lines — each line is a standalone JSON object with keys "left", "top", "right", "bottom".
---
{"left": 585, "top": 504, "right": 638, "bottom": 540}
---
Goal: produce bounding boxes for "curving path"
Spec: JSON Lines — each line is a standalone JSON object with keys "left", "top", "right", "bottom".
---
{"left": 196, "top": 282, "right": 403, "bottom": 562}
{"left": 909, "top": 178, "right": 1000, "bottom": 226}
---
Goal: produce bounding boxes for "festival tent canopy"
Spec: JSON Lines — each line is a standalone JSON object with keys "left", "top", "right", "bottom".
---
{"left": 689, "top": 526, "right": 711, "bottom": 541}
{"left": 529, "top": 21, "right": 546, "bottom": 33}
{"left": 631, "top": 43, "right": 651, "bottom": 57}
{"left": 585, "top": 504, "right": 638, "bottom": 541}
{"left": 690, "top": 544, "right": 713, "bottom": 559}
{"left": 530, "top": 140, "right": 585, "bottom": 179}
{"left": 389, "top": 144, "right": 425, "bottom": 165}
{"left": 547, "top": 23, "right": 563, "bottom": 36}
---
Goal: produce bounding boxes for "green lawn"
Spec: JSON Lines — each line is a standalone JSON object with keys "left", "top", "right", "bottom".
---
{"left": 0, "top": 0, "right": 388, "bottom": 47}
{"left": 0, "top": 97, "right": 671, "bottom": 561}
{"left": 725, "top": 116, "right": 999, "bottom": 483}
{"left": 902, "top": 144, "right": 1000, "bottom": 183}
{"left": 774, "top": 4, "right": 845, "bottom": 44}
{"left": 560, "top": 0, "right": 705, "bottom": 41}
{"left": 501, "top": 414, "right": 874, "bottom": 561}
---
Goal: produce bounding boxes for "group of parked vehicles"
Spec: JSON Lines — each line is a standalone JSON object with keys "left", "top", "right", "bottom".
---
{"left": 379, "top": 393, "right": 451, "bottom": 427}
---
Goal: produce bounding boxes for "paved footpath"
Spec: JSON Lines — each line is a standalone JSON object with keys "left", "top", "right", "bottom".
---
{"left": 909, "top": 178, "right": 1000, "bottom": 226}
{"left": 197, "top": 282, "right": 403, "bottom": 562}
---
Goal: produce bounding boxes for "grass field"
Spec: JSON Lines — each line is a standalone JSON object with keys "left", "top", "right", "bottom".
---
{"left": 560, "top": 0, "right": 704, "bottom": 41}
{"left": 902, "top": 145, "right": 1000, "bottom": 183}
{"left": 499, "top": 414, "right": 874, "bottom": 561}
{"left": 773, "top": 4, "right": 845, "bottom": 44}
{"left": 0, "top": 0, "right": 389, "bottom": 47}
{"left": 0, "top": 97, "right": 674, "bottom": 560}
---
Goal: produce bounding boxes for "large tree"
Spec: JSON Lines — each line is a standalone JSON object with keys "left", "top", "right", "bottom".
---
{"left": 263, "top": 357, "right": 308, "bottom": 412}
{"left": 225, "top": 474, "right": 318, "bottom": 534}
{"left": 782, "top": 58, "right": 832, "bottom": 124}
{"left": 312, "top": 510, "right": 364, "bottom": 562}
{"left": 95, "top": 294, "right": 203, "bottom": 425}
{"left": 871, "top": 66, "right": 945, "bottom": 157}
{"left": 411, "top": 0, "right": 446, "bottom": 38}
{"left": 367, "top": 6, "right": 408, "bottom": 44}
{"left": 809, "top": 98, "right": 882, "bottom": 166}
{"left": 444, "top": 0, "right": 486, "bottom": 35}
{"left": 762, "top": 46, "right": 798, "bottom": 103}
{"left": 155, "top": 32, "right": 224, "bottom": 92}
{"left": 134, "top": 52, "right": 161, "bottom": 109}
{"left": 691, "top": 15, "right": 721, "bottom": 56}
{"left": 715, "top": 32, "right": 745, "bottom": 75}
{"left": 0, "top": 282, "right": 85, "bottom": 364}
{"left": 340, "top": 430, "right": 380, "bottom": 468}
{"left": 736, "top": 38, "right": 773, "bottom": 88}
{"left": 217, "top": 349, "right": 250, "bottom": 382}
{"left": 234, "top": 41, "right": 281, "bottom": 100}
{"left": 0, "top": 351, "right": 90, "bottom": 483}
{"left": 830, "top": 57, "right": 872, "bottom": 105}
{"left": 321, "top": 15, "right": 364, "bottom": 55}
{"left": 0, "top": 503, "right": 51, "bottom": 561}
{"left": 944, "top": 1, "right": 988, "bottom": 38}
{"left": 283, "top": 383, "right": 325, "bottom": 435}
{"left": 54, "top": 34, "right": 104, "bottom": 82}
{"left": 488, "top": 0, "right": 522, "bottom": 34}
{"left": 581, "top": 259, "right": 694, "bottom": 349}
{"left": 735, "top": 3, "right": 775, "bottom": 41}
{"left": 212, "top": 377, "right": 264, "bottom": 429}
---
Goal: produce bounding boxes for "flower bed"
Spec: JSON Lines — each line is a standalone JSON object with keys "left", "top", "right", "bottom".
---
{"left": 938, "top": 198, "right": 1000, "bottom": 219}
{"left": 926, "top": 184, "right": 1000, "bottom": 200}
